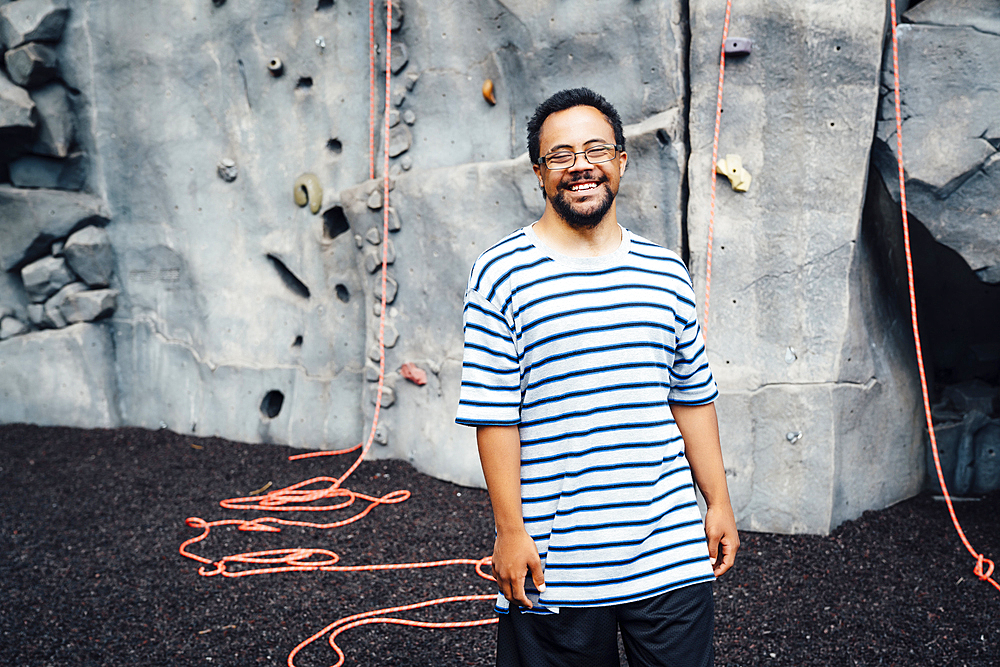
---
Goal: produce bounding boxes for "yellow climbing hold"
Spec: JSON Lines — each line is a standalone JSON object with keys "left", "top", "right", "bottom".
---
{"left": 293, "top": 173, "right": 323, "bottom": 213}
{"left": 482, "top": 79, "right": 497, "bottom": 105}
{"left": 716, "top": 154, "right": 752, "bottom": 192}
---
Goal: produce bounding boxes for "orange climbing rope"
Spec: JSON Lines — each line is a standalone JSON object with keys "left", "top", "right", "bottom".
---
{"left": 179, "top": 3, "right": 498, "bottom": 666}
{"left": 703, "top": 0, "right": 733, "bottom": 339}
{"left": 887, "top": 0, "right": 998, "bottom": 592}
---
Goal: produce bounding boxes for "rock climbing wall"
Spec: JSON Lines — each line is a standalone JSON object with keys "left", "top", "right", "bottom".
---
{"left": 6, "top": 0, "right": 985, "bottom": 532}
{"left": 868, "top": 0, "right": 1000, "bottom": 497}
{"left": 687, "top": 0, "right": 924, "bottom": 533}
{"left": 0, "top": 0, "right": 689, "bottom": 488}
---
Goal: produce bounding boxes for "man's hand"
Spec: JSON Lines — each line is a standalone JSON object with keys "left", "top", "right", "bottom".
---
{"left": 476, "top": 425, "right": 545, "bottom": 608}
{"left": 491, "top": 528, "right": 545, "bottom": 608}
{"left": 670, "top": 402, "right": 740, "bottom": 577}
{"left": 704, "top": 503, "right": 739, "bottom": 577}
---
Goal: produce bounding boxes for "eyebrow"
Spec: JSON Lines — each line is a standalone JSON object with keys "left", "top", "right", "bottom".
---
{"left": 545, "top": 138, "right": 612, "bottom": 153}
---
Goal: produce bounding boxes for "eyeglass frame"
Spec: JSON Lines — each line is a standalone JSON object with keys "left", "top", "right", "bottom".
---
{"left": 535, "top": 144, "right": 624, "bottom": 170}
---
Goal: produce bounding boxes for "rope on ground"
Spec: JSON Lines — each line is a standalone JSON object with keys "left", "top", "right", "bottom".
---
{"left": 179, "top": 3, "right": 499, "bottom": 666}
{"left": 703, "top": 0, "right": 733, "bottom": 341}
{"left": 888, "top": 0, "right": 998, "bottom": 593}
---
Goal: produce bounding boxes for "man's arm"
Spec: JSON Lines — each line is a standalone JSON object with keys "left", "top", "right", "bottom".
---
{"left": 671, "top": 402, "right": 740, "bottom": 576}
{"left": 476, "top": 425, "right": 545, "bottom": 608}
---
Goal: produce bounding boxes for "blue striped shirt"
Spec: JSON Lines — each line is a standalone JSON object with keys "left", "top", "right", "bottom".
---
{"left": 456, "top": 224, "right": 718, "bottom": 611}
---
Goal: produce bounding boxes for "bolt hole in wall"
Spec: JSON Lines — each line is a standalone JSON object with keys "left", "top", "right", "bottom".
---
{"left": 297, "top": 76, "right": 313, "bottom": 89}
{"left": 335, "top": 284, "right": 350, "bottom": 303}
{"left": 293, "top": 335, "right": 303, "bottom": 347}
{"left": 323, "top": 206, "right": 350, "bottom": 240}
{"left": 316, "top": 0, "right": 334, "bottom": 9}
{"left": 266, "top": 254, "right": 311, "bottom": 298}
{"left": 655, "top": 129, "right": 670, "bottom": 147}
{"left": 260, "top": 390, "right": 284, "bottom": 419}
{"left": 326, "top": 138, "right": 343, "bottom": 154}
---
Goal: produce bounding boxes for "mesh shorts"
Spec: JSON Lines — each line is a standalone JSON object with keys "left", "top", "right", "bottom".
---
{"left": 496, "top": 582, "right": 714, "bottom": 667}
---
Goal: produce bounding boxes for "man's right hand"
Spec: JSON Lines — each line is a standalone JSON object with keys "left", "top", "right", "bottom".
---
{"left": 492, "top": 527, "right": 545, "bottom": 609}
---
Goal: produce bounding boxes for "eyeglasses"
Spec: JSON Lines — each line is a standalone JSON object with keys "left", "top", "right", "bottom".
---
{"left": 536, "top": 144, "right": 622, "bottom": 170}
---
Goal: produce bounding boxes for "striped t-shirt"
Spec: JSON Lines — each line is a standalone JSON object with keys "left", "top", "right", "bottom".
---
{"left": 456, "top": 224, "right": 719, "bottom": 611}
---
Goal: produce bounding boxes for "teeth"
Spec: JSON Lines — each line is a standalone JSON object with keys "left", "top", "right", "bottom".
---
{"left": 570, "top": 182, "right": 598, "bottom": 191}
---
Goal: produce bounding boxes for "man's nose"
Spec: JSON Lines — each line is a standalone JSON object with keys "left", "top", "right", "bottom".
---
{"left": 567, "top": 155, "right": 593, "bottom": 173}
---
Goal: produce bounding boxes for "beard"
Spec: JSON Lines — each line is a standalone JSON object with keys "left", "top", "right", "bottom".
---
{"left": 547, "top": 174, "right": 615, "bottom": 230}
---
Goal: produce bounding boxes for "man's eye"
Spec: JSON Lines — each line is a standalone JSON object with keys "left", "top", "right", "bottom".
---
{"left": 548, "top": 153, "right": 573, "bottom": 162}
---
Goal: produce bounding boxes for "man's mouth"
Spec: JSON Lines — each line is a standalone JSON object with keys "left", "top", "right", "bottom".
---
{"left": 562, "top": 177, "right": 605, "bottom": 193}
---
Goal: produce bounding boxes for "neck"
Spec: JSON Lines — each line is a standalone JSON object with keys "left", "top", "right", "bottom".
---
{"left": 533, "top": 203, "right": 621, "bottom": 257}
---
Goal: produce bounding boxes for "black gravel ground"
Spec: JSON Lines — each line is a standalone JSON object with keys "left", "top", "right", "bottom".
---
{"left": 1, "top": 424, "right": 997, "bottom": 667}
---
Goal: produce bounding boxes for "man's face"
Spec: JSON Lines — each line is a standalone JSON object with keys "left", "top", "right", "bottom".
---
{"left": 533, "top": 105, "right": 627, "bottom": 230}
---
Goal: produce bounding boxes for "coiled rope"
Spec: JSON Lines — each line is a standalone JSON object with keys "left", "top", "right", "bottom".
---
{"left": 887, "top": 0, "right": 998, "bottom": 592}
{"left": 179, "top": 2, "right": 498, "bottom": 665}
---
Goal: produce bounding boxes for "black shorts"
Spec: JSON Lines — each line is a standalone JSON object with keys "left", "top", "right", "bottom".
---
{"left": 496, "top": 582, "right": 714, "bottom": 667}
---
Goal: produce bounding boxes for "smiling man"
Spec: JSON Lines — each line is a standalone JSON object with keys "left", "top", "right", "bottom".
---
{"left": 456, "top": 88, "right": 739, "bottom": 667}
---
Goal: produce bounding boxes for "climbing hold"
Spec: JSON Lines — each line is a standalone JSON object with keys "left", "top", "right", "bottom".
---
{"left": 366, "top": 189, "right": 383, "bottom": 210}
{"left": 293, "top": 173, "right": 323, "bottom": 213}
{"left": 386, "top": 206, "right": 402, "bottom": 231}
{"left": 366, "top": 227, "right": 382, "bottom": 245}
{"left": 400, "top": 362, "right": 427, "bottom": 386}
{"left": 267, "top": 58, "right": 284, "bottom": 77}
{"left": 715, "top": 154, "right": 752, "bottom": 192}
{"left": 786, "top": 431, "right": 803, "bottom": 444}
{"left": 315, "top": 36, "right": 326, "bottom": 52}
{"left": 217, "top": 158, "right": 238, "bottom": 182}
{"left": 374, "top": 426, "right": 390, "bottom": 446}
{"left": 390, "top": 42, "right": 408, "bottom": 74}
{"left": 482, "top": 79, "right": 496, "bottom": 105}
{"left": 402, "top": 109, "right": 416, "bottom": 126}
{"left": 371, "top": 385, "right": 395, "bottom": 408}
{"left": 724, "top": 38, "right": 753, "bottom": 56}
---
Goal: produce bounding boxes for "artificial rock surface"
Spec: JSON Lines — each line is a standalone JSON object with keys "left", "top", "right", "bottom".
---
{"left": 29, "top": 82, "right": 74, "bottom": 158}
{"left": 62, "top": 224, "right": 113, "bottom": 286}
{"left": 873, "top": 14, "right": 1000, "bottom": 279}
{"left": 0, "top": 0, "right": 942, "bottom": 534}
{"left": 0, "top": 185, "right": 108, "bottom": 270}
{"left": 0, "top": 322, "right": 119, "bottom": 428}
{"left": 8, "top": 151, "right": 86, "bottom": 190}
{"left": 20, "top": 254, "right": 74, "bottom": 302}
{"left": 4, "top": 41, "right": 59, "bottom": 88}
{"left": 0, "top": 72, "right": 36, "bottom": 156}
{"left": 0, "top": 0, "right": 69, "bottom": 50}
{"left": 686, "top": 0, "right": 922, "bottom": 533}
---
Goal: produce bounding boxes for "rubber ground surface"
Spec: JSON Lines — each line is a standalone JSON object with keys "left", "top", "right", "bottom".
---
{"left": 1, "top": 424, "right": 996, "bottom": 666}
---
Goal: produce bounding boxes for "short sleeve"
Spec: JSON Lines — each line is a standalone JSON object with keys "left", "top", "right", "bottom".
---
{"left": 455, "top": 288, "right": 523, "bottom": 426}
{"left": 667, "top": 294, "right": 719, "bottom": 406}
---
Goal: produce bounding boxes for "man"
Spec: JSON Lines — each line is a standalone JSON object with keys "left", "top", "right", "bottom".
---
{"left": 456, "top": 88, "right": 738, "bottom": 667}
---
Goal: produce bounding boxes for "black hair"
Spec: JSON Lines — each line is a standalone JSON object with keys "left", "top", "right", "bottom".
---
{"left": 526, "top": 88, "right": 625, "bottom": 165}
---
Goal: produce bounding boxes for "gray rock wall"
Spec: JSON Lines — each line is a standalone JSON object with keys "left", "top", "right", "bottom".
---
{"left": 687, "top": 0, "right": 923, "bottom": 533}
{"left": 0, "top": 0, "right": 958, "bottom": 533}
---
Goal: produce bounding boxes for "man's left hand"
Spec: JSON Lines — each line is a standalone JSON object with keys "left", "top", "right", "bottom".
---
{"left": 704, "top": 504, "right": 739, "bottom": 577}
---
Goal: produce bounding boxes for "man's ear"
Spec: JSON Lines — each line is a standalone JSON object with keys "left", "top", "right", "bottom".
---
{"left": 619, "top": 151, "right": 628, "bottom": 176}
